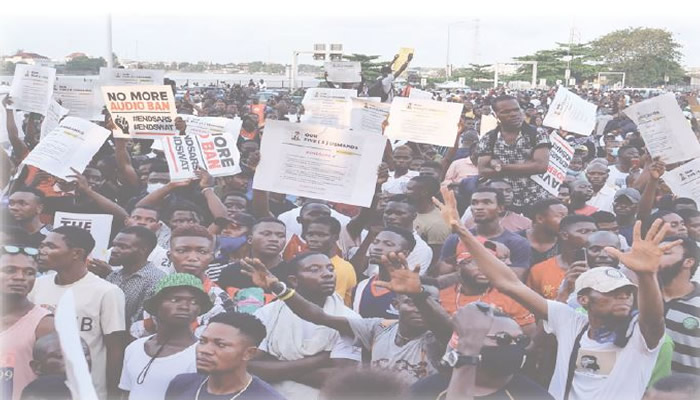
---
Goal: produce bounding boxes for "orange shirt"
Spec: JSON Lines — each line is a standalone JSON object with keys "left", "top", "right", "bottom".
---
{"left": 526, "top": 256, "right": 565, "bottom": 299}
{"left": 574, "top": 205, "right": 599, "bottom": 216}
{"left": 283, "top": 234, "right": 308, "bottom": 261}
{"left": 439, "top": 285, "right": 535, "bottom": 326}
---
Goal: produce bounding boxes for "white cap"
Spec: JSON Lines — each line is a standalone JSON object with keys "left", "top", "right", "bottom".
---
{"left": 575, "top": 267, "right": 637, "bottom": 295}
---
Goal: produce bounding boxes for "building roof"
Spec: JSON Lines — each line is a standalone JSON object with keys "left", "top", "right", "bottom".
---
{"left": 11, "top": 51, "right": 49, "bottom": 60}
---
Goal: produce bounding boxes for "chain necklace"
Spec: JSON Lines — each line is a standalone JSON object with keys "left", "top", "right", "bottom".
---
{"left": 194, "top": 375, "right": 253, "bottom": 400}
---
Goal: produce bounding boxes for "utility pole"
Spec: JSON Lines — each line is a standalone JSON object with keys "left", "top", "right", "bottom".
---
{"left": 473, "top": 18, "right": 480, "bottom": 65}
{"left": 565, "top": 22, "right": 574, "bottom": 86}
{"left": 106, "top": 14, "right": 113, "bottom": 68}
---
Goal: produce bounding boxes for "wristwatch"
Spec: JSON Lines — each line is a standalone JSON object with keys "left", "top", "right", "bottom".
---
{"left": 441, "top": 349, "right": 481, "bottom": 368}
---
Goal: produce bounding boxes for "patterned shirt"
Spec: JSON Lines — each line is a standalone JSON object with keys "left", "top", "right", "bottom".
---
{"left": 106, "top": 262, "right": 165, "bottom": 327}
{"left": 477, "top": 124, "right": 552, "bottom": 208}
{"left": 664, "top": 282, "right": 700, "bottom": 374}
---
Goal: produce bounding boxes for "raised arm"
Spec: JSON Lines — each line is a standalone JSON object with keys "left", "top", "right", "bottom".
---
{"left": 67, "top": 168, "right": 129, "bottom": 221}
{"left": 195, "top": 169, "right": 228, "bottom": 220}
{"left": 374, "top": 252, "right": 454, "bottom": 344}
{"left": 2, "top": 96, "right": 29, "bottom": 160}
{"left": 434, "top": 186, "right": 549, "bottom": 320}
{"left": 604, "top": 220, "right": 678, "bottom": 349}
{"left": 113, "top": 138, "right": 141, "bottom": 189}
{"left": 134, "top": 179, "right": 192, "bottom": 208}
{"left": 636, "top": 159, "right": 665, "bottom": 222}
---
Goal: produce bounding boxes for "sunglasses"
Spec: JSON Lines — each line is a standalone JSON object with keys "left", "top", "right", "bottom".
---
{"left": 2, "top": 245, "right": 39, "bottom": 256}
{"left": 487, "top": 332, "right": 531, "bottom": 348}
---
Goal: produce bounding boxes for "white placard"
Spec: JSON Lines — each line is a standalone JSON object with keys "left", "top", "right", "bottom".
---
{"left": 662, "top": 159, "right": 700, "bottom": 206}
{"left": 349, "top": 98, "right": 390, "bottom": 135}
{"left": 542, "top": 87, "right": 597, "bottom": 136}
{"left": 301, "top": 88, "right": 355, "bottom": 127}
{"left": 162, "top": 131, "right": 241, "bottom": 181}
{"left": 408, "top": 88, "right": 433, "bottom": 100}
{"left": 179, "top": 114, "right": 242, "bottom": 138}
{"left": 385, "top": 97, "right": 463, "bottom": 146}
{"left": 54, "top": 212, "right": 113, "bottom": 261}
{"left": 9, "top": 64, "right": 56, "bottom": 115}
{"left": 531, "top": 133, "right": 574, "bottom": 195}
{"left": 102, "top": 85, "right": 177, "bottom": 139}
{"left": 40, "top": 99, "right": 69, "bottom": 138}
{"left": 480, "top": 114, "right": 498, "bottom": 137}
{"left": 324, "top": 61, "right": 362, "bottom": 83}
{"left": 22, "top": 117, "right": 110, "bottom": 180}
{"left": 98, "top": 67, "right": 164, "bottom": 86}
{"left": 55, "top": 290, "right": 99, "bottom": 400}
{"left": 54, "top": 76, "right": 101, "bottom": 120}
{"left": 253, "top": 121, "right": 386, "bottom": 207}
{"left": 623, "top": 93, "right": 700, "bottom": 164}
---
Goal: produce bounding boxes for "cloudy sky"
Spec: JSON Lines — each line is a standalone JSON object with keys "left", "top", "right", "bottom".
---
{"left": 2, "top": 0, "right": 698, "bottom": 68}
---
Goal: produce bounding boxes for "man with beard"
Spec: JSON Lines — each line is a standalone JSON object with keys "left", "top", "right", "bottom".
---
{"left": 6, "top": 188, "right": 51, "bottom": 248}
{"left": 439, "top": 241, "right": 536, "bottom": 339}
{"left": 240, "top": 252, "right": 447, "bottom": 386}
{"left": 586, "top": 162, "right": 616, "bottom": 212}
{"left": 568, "top": 179, "right": 598, "bottom": 216}
{"left": 164, "top": 311, "right": 284, "bottom": 400}
{"left": 658, "top": 237, "right": 700, "bottom": 374}
{"left": 435, "top": 188, "right": 676, "bottom": 400}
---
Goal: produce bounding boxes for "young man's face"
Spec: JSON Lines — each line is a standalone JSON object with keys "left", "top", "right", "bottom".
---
{"left": 392, "top": 148, "right": 413, "bottom": 170}
{"left": 396, "top": 295, "right": 426, "bottom": 331}
{"left": 297, "top": 203, "right": 331, "bottom": 227}
{"left": 685, "top": 216, "right": 700, "bottom": 241}
{"left": 613, "top": 197, "right": 637, "bottom": 218}
{"left": 38, "top": 233, "right": 75, "bottom": 271}
{"left": 383, "top": 202, "right": 416, "bottom": 229}
{"left": 289, "top": 254, "right": 336, "bottom": 297}
{"left": 197, "top": 323, "right": 257, "bottom": 374}
{"left": 585, "top": 165, "right": 609, "bottom": 187}
{"left": 586, "top": 233, "right": 620, "bottom": 269}
{"left": 571, "top": 180, "right": 594, "bottom": 202}
{"left": 83, "top": 167, "right": 104, "bottom": 191}
{"left": 368, "top": 231, "right": 410, "bottom": 264}
{"left": 661, "top": 213, "right": 688, "bottom": 238}
{"left": 471, "top": 192, "right": 502, "bottom": 224}
{"left": 169, "top": 211, "right": 200, "bottom": 230}
{"left": 489, "top": 182, "right": 514, "bottom": 207}
{"left": 302, "top": 223, "right": 336, "bottom": 254}
{"left": 0, "top": 253, "right": 38, "bottom": 299}
{"left": 539, "top": 204, "right": 568, "bottom": 233}
{"left": 8, "top": 191, "right": 42, "bottom": 222}
{"left": 109, "top": 233, "right": 142, "bottom": 267}
{"left": 249, "top": 222, "right": 286, "bottom": 258}
{"left": 561, "top": 222, "right": 597, "bottom": 248}
{"left": 169, "top": 236, "right": 214, "bottom": 277}
{"left": 128, "top": 208, "right": 161, "bottom": 233}
{"left": 156, "top": 287, "right": 202, "bottom": 327}
{"left": 580, "top": 286, "right": 635, "bottom": 320}
{"left": 224, "top": 195, "right": 248, "bottom": 219}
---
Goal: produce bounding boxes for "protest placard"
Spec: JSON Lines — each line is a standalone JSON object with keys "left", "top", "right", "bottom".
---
{"left": 162, "top": 131, "right": 241, "bottom": 181}
{"left": 385, "top": 97, "right": 463, "bottom": 146}
{"left": 662, "top": 158, "right": 700, "bottom": 206}
{"left": 480, "top": 114, "right": 498, "bottom": 137}
{"left": 408, "top": 88, "right": 433, "bottom": 100}
{"left": 54, "top": 212, "right": 113, "bottom": 261}
{"left": 40, "top": 99, "right": 69, "bottom": 138}
{"left": 179, "top": 115, "right": 243, "bottom": 138}
{"left": 102, "top": 85, "right": 177, "bottom": 139}
{"left": 391, "top": 47, "right": 414, "bottom": 72}
{"left": 54, "top": 76, "right": 101, "bottom": 120}
{"left": 349, "top": 98, "right": 390, "bottom": 135}
{"left": 324, "top": 61, "right": 362, "bottom": 83}
{"left": 55, "top": 290, "right": 99, "bottom": 400}
{"left": 253, "top": 121, "right": 386, "bottom": 207}
{"left": 531, "top": 132, "right": 574, "bottom": 195}
{"left": 623, "top": 93, "right": 700, "bottom": 164}
{"left": 22, "top": 117, "right": 111, "bottom": 180}
{"left": 9, "top": 64, "right": 56, "bottom": 115}
{"left": 542, "top": 87, "right": 597, "bottom": 136}
{"left": 301, "top": 88, "right": 355, "bottom": 127}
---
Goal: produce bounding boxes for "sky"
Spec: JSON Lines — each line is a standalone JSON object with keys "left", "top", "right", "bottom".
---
{"left": 1, "top": 0, "right": 699, "bottom": 69}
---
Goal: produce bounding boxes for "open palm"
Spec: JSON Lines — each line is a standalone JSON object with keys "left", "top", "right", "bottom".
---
{"left": 605, "top": 219, "right": 681, "bottom": 274}
{"left": 374, "top": 252, "right": 422, "bottom": 295}
{"left": 240, "top": 257, "right": 279, "bottom": 290}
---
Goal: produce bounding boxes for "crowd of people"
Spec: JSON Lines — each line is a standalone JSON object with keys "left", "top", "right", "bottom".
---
{"left": 1, "top": 55, "right": 699, "bottom": 400}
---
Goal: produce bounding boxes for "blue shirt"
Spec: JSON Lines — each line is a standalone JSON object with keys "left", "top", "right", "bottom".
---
{"left": 439, "top": 230, "right": 532, "bottom": 269}
{"left": 165, "top": 373, "right": 285, "bottom": 400}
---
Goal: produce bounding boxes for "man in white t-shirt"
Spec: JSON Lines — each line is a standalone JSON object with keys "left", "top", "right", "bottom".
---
{"left": 31, "top": 226, "right": 126, "bottom": 399}
{"left": 435, "top": 188, "right": 674, "bottom": 400}
{"left": 382, "top": 146, "right": 419, "bottom": 195}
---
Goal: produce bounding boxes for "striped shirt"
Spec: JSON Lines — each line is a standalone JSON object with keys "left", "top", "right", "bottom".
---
{"left": 664, "top": 282, "right": 700, "bottom": 374}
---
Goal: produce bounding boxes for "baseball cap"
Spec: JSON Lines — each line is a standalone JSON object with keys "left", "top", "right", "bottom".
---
{"left": 614, "top": 188, "right": 641, "bottom": 204}
{"left": 144, "top": 273, "right": 214, "bottom": 315}
{"left": 574, "top": 267, "right": 637, "bottom": 295}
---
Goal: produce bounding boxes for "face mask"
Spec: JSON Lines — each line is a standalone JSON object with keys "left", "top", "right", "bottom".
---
{"left": 147, "top": 183, "right": 166, "bottom": 194}
{"left": 611, "top": 148, "right": 619, "bottom": 157}
{"left": 480, "top": 345, "right": 527, "bottom": 377}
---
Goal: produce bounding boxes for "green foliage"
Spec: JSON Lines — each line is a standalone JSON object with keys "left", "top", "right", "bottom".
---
{"left": 342, "top": 53, "right": 386, "bottom": 82}
{"left": 64, "top": 56, "right": 106, "bottom": 74}
{"left": 512, "top": 43, "right": 598, "bottom": 85}
{"left": 0, "top": 61, "right": 16, "bottom": 75}
{"left": 451, "top": 64, "right": 493, "bottom": 89}
{"left": 590, "top": 27, "right": 685, "bottom": 86}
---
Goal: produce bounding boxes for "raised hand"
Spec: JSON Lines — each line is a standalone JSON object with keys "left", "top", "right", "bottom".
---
{"left": 450, "top": 302, "right": 495, "bottom": 354}
{"left": 239, "top": 257, "right": 279, "bottom": 291}
{"left": 433, "top": 186, "right": 461, "bottom": 229}
{"left": 2, "top": 95, "right": 13, "bottom": 109}
{"left": 649, "top": 158, "right": 666, "bottom": 180}
{"left": 605, "top": 219, "right": 682, "bottom": 274}
{"left": 194, "top": 168, "right": 215, "bottom": 188}
{"left": 66, "top": 167, "right": 90, "bottom": 193}
{"left": 374, "top": 252, "right": 422, "bottom": 295}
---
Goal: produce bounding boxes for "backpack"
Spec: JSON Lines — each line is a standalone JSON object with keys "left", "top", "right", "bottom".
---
{"left": 368, "top": 78, "right": 389, "bottom": 102}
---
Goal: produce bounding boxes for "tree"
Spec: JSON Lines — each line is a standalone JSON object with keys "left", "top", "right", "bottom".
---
{"left": 64, "top": 56, "right": 106, "bottom": 74}
{"left": 0, "top": 61, "right": 16, "bottom": 75}
{"left": 512, "top": 43, "right": 598, "bottom": 85}
{"left": 452, "top": 63, "right": 492, "bottom": 89}
{"left": 591, "top": 28, "right": 685, "bottom": 86}
{"left": 342, "top": 53, "right": 385, "bottom": 82}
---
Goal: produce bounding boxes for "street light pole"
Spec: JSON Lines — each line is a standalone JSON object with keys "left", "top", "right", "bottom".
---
{"left": 106, "top": 14, "right": 113, "bottom": 68}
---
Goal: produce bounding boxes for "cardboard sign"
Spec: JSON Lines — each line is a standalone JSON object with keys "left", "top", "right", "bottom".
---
{"left": 391, "top": 48, "right": 414, "bottom": 72}
{"left": 54, "top": 212, "right": 113, "bottom": 261}
{"left": 531, "top": 133, "right": 574, "bottom": 195}
{"left": 324, "top": 61, "right": 362, "bottom": 83}
{"left": 385, "top": 97, "right": 463, "bottom": 146}
{"left": 102, "top": 85, "right": 177, "bottom": 139}
{"left": 301, "top": 88, "right": 355, "bottom": 127}
{"left": 162, "top": 131, "right": 241, "bottom": 181}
